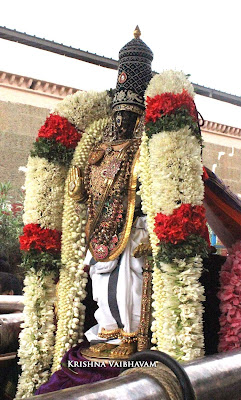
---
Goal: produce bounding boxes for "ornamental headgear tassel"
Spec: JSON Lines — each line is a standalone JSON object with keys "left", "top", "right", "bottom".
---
{"left": 112, "top": 26, "right": 153, "bottom": 115}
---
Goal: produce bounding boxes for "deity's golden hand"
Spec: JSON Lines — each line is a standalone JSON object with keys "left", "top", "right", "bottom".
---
{"left": 68, "top": 166, "right": 86, "bottom": 202}
{"left": 133, "top": 242, "right": 152, "bottom": 258}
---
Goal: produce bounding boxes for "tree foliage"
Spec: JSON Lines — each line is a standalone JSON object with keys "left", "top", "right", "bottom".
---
{"left": 0, "top": 182, "right": 24, "bottom": 272}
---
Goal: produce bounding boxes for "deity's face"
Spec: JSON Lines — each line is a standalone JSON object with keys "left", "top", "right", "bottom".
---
{"left": 113, "top": 110, "right": 139, "bottom": 140}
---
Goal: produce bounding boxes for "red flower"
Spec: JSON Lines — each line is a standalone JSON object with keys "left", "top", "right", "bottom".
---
{"left": 145, "top": 90, "right": 197, "bottom": 123}
{"left": 20, "top": 223, "right": 61, "bottom": 252}
{"left": 218, "top": 240, "right": 241, "bottom": 352}
{"left": 37, "top": 114, "right": 82, "bottom": 148}
{"left": 154, "top": 204, "right": 208, "bottom": 245}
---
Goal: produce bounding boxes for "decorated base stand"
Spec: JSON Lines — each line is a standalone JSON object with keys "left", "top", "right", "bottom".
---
{"left": 81, "top": 343, "right": 137, "bottom": 361}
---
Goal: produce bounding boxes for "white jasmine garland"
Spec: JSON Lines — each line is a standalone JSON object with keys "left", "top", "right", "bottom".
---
{"left": 15, "top": 270, "right": 56, "bottom": 399}
{"left": 148, "top": 128, "right": 204, "bottom": 216}
{"left": 23, "top": 156, "right": 67, "bottom": 231}
{"left": 145, "top": 70, "right": 195, "bottom": 100}
{"left": 53, "top": 90, "right": 112, "bottom": 132}
{"left": 17, "top": 90, "right": 112, "bottom": 396}
{"left": 142, "top": 70, "right": 206, "bottom": 361}
{"left": 155, "top": 257, "right": 205, "bottom": 361}
{"left": 52, "top": 117, "right": 111, "bottom": 372}
{"left": 174, "top": 256, "right": 205, "bottom": 360}
{"left": 151, "top": 265, "right": 165, "bottom": 350}
{"left": 138, "top": 131, "right": 158, "bottom": 256}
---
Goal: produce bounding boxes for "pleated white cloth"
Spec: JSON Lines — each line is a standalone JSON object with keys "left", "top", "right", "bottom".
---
{"left": 84, "top": 216, "right": 149, "bottom": 343}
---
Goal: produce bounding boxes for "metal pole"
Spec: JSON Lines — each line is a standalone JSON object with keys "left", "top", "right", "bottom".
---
{"left": 0, "top": 312, "right": 23, "bottom": 353}
{"left": 184, "top": 349, "right": 241, "bottom": 400}
{"left": 27, "top": 349, "right": 241, "bottom": 400}
{"left": 0, "top": 295, "right": 24, "bottom": 313}
{"left": 26, "top": 373, "right": 171, "bottom": 400}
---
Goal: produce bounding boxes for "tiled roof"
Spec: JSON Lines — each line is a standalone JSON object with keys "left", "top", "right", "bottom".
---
{"left": 202, "top": 120, "right": 241, "bottom": 138}
{"left": 0, "top": 26, "right": 241, "bottom": 107}
{"left": 1, "top": 70, "right": 240, "bottom": 139}
{"left": 0, "top": 70, "right": 79, "bottom": 98}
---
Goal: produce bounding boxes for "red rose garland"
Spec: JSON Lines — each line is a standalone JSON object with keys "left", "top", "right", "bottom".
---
{"left": 154, "top": 204, "right": 210, "bottom": 245}
{"left": 20, "top": 224, "right": 61, "bottom": 252}
{"left": 38, "top": 114, "right": 82, "bottom": 148}
{"left": 139, "top": 70, "right": 208, "bottom": 360}
{"left": 145, "top": 89, "right": 198, "bottom": 123}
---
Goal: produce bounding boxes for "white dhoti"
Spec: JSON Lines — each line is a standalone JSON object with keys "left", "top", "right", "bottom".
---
{"left": 84, "top": 216, "right": 149, "bottom": 343}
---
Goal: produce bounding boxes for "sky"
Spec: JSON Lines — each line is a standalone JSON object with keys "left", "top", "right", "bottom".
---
{"left": 0, "top": 0, "right": 240, "bottom": 127}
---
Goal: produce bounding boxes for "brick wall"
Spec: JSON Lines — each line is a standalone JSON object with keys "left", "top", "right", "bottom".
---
{"left": 0, "top": 99, "right": 240, "bottom": 201}
{"left": 202, "top": 142, "right": 241, "bottom": 195}
{"left": 0, "top": 100, "right": 49, "bottom": 199}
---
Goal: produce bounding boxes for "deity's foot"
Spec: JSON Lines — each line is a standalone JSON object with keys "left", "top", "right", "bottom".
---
{"left": 89, "top": 343, "right": 117, "bottom": 354}
{"left": 109, "top": 342, "right": 137, "bottom": 359}
{"left": 81, "top": 342, "right": 118, "bottom": 359}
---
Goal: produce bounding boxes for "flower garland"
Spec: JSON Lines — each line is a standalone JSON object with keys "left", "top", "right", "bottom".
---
{"left": 145, "top": 90, "right": 197, "bottom": 123}
{"left": 154, "top": 204, "right": 208, "bottom": 244}
{"left": 139, "top": 70, "right": 208, "bottom": 361}
{"left": 22, "top": 157, "right": 67, "bottom": 230}
{"left": 218, "top": 240, "right": 241, "bottom": 352}
{"left": 16, "top": 270, "right": 56, "bottom": 399}
{"left": 52, "top": 116, "right": 111, "bottom": 372}
{"left": 20, "top": 224, "right": 61, "bottom": 252}
{"left": 31, "top": 114, "right": 81, "bottom": 166}
{"left": 17, "top": 90, "right": 112, "bottom": 397}
{"left": 16, "top": 123, "right": 71, "bottom": 397}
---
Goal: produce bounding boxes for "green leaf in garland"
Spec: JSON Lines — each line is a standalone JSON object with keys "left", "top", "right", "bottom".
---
{"left": 145, "top": 108, "right": 203, "bottom": 145}
{"left": 155, "top": 234, "right": 209, "bottom": 265}
{"left": 21, "top": 250, "right": 61, "bottom": 274}
{"left": 31, "top": 138, "right": 75, "bottom": 166}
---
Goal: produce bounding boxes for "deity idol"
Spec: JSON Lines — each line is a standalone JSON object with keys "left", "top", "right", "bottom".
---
{"left": 68, "top": 26, "right": 153, "bottom": 358}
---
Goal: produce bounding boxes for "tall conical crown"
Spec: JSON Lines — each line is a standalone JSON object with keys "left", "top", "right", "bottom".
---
{"left": 112, "top": 26, "right": 153, "bottom": 113}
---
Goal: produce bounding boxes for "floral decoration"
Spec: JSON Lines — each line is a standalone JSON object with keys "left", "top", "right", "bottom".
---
{"left": 31, "top": 114, "right": 82, "bottom": 166}
{"left": 145, "top": 70, "right": 195, "bottom": 99}
{"left": 16, "top": 271, "right": 56, "bottom": 399}
{"left": 145, "top": 108, "right": 202, "bottom": 143}
{"left": 154, "top": 204, "right": 209, "bottom": 244}
{"left": 16, "top": 90, "right": 112, "bottom": 397}
{"left": 218, "top": 240, "right": 241, "bottom": 352}
{"left": 52, "top": 116, "right": 111, "bottom": 372}
{"left": 38, "top": 114, "right": 82, "bottom": 148}
{"left": 145, "top": 90, "right": 197, "bottom": 123}
{"left": 20, "top": 224, "right": 61, "bottom": 252}
{"left": 139, "top": 69, "right": 208, "bottom": 361}
{"left": 148, "top": 128, "right": 204, "bottom": 216}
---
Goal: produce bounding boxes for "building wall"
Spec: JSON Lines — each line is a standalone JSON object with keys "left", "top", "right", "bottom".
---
{"left": 0, "top": 88, "right": 240, "bottom": 201}
{"left": 0, "top": 100, "right": 49, "bottom": 198}
{"left": 202, "top": 142, "right": 241, "bottom": 196}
